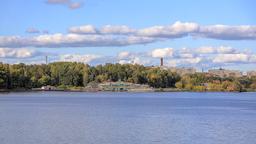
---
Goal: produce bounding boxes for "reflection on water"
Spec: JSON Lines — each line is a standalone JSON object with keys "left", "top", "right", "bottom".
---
{"left": 0, "top": 92, "right": 256, "bottom": 144}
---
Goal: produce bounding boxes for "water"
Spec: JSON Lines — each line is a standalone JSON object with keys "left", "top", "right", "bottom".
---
{"left": 0, "top": 92, "right": 256, "bottom": 144}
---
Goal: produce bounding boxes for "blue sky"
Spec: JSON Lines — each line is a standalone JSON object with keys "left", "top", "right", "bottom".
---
{"left": 0, "top": 0, "right": 256, "bottom": 71}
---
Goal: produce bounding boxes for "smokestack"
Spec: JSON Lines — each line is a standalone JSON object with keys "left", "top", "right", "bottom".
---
{"left": 45, "top": 56, "right": 48, "bottom": 65}
{"left": 160, "top": 57, "right": 163, "bottom": 66}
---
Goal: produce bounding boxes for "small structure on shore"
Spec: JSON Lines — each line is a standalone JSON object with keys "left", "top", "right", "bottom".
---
{"left": 41, "top": 85, "right": 57, "bottom": 91}
{"left": 99, "top": 81, "right": 131, "bottom": 91}
{"left": 99, "top": 80, "right": 152, "bottom": 92}
{"left": 85, "top": 82, "right": 102, "bottom": 92}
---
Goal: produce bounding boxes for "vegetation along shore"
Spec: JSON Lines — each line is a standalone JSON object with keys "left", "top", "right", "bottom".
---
{"left": 0, "top": 62, "right": 256, "bottom": 92}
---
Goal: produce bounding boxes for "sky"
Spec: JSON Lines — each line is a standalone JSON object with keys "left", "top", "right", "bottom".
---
{"left": 0, "top": 0, "right": 256, "bottom": 71}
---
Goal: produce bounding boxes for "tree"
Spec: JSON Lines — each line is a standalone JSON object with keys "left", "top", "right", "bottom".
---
{"left": 38, "top": 75, "right": 51, "bottom": 86}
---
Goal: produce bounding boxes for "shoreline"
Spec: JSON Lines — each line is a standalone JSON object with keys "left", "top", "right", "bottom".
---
{"left": 1, "top": 88, "right": 255, "bottom": 93}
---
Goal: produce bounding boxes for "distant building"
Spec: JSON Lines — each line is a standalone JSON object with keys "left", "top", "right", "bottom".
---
{"left": 247, "top": 71, "right": 256, "bottom": 78}
{"left": 41, "top": 85, "right": 57, "bottom": 91}
{"left": 208, "top": 68, "right": 242, "bottom": 78}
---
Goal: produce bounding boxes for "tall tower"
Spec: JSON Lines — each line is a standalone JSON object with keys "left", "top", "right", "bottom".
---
{"left": 160, "top": 57, "right": 163, "bottom": 66}
{"left": 45, "top": 56, "right": 48, "bottom": 65}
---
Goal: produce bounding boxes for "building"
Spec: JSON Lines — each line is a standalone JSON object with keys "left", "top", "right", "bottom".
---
{"left": 208, "top": 68, "right": 242, "bottom": 78}
{"left": 41, "top": 85, "right": 57, "bottom": 91}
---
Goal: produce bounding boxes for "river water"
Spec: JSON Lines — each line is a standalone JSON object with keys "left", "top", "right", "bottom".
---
{"left": 0, "top": 92, "right": 256, "bottom": 144}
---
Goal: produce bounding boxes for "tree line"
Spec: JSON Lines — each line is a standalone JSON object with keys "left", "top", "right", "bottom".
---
{"left": 0, "top": 62, "right": 256, "bottom": 91}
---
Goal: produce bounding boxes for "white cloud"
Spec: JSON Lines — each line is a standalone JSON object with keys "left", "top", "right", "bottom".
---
{"left": 100, "top": 25, "right": 136, "bottom": 35}
{"left": 118, "top": 59, "right": 130, "bottom": 64}
{"left": 151, "top": 48, "right": 174, "bottom": 58}
{"left": 0, "top": 34, "right": 156, "bottom": 48}
{"left": 118, "top": 51, "right": 131, "bottom": 59}
{"left": 196, "top": 46, "right": 236, "bottom": 54}
{"left": 2, "top": 22, "right": 256, "bottom": 49}
{"left": 178, "top": 53, "right": 195, "bottom": 58}
{"left": 167, "top": 57, "right": 202, "bottom": 67}
{"left": 0, "top": 48, "right": 36, "bottom": 58}
{"left": 133, "top": 57, "right": 148, "bottom": 65}
{"left": 120, "top": 57, "right": 151, "bottom": 65}
{"left": 117, "top": 51, "right": 151, "bottom": 65}
{"left": 69, "top": 25, "right": 136, "bottom": 35}
{"left": 60, "top": 54, "right": 101, "bottom": 63}
{"left": 213, "top": 54, "right": 249, "bottom": 63}
{"left": 68, "top": 22, "right": 256, "bottom": 40}
{"left": 2, "top": 45, "right": 254, "bottom": 70}
{"left": 69, "top": 25, "right": 97, "bottom": 34}
{"left": 197, "top": 25, "right": 256, "bottom": 40}
{"left": 67, "top": 22, "right": 256, "bottom": 40}
{"left": 216, "top": 46, "right": 236, "bottom": 53}
{"left": 137, "top": 21, "right": 199, "bottom": 38}
{"left": 196, "top": 46, "right": 215, "bottom": 54}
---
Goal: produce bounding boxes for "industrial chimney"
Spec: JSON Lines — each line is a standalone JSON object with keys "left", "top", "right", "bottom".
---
{"left": 45, "top": 56, "right": 48, "bottom": 65}
{"left": 160, "top": 57, "right": 163, "bottom": 66}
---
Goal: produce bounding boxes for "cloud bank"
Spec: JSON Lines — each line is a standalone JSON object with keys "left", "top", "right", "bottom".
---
{"left": 1, "top": 46, "right": 255, "bottom": 69}
{"left": 1, "top": 22, "right": 256, "bottom": 48}
{"left": 0, "top": 48, "right": 45, "bottom": 59}
{"left": 69, "top": 21, "right": 256, "bottom": 40}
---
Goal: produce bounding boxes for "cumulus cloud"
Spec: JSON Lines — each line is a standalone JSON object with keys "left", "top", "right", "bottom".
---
{"left": 167, "top": 57, "right": 202, "bottom": 67}
{"left": 118, "top": 51, "right": 131, "bottom": 59}
{"left": 60, "top": 54, "right": 101, "bottom": 63}
{"left": 3, "top": 45, "right": 254, "bottom": 70}
{"left": 196, "top": 46, "right": 236, "bottom": 54}
{"left": 0, "top": 34, "right": 156, "bottom": 48}
{"left": 137, "top": 21, "right": 199, "bottom": 38}
{"left": 69, "top": 25, "right": 136, "bottom": 35}
{"left": 197, "top": 25, "right": 256, "bottom": 40}
{"left": 46, "top": 0, "right": 83, "bottom": 10}
{"left": 177, "top": 53, "right": 195, "bottom": 58}
{"left": 151, "top": 48, "right": 174, "bottom": 58}
{"left": 100, "top": 25, "right": 136, "bottom": 35}
{"left": 118, "top": 57, "right": 151, "bottom": 65}
{"left": 0, "top": 48, "right": 40, "bottom": 58}
{"left": 105, "top": 46, "right": 256, "bottom": 68}
{"left": 2, "top": 22, "right": 256, "bottom": 49}
{"left": 147, "top": 46, "right": 256, "bottom": 67}
{"left": 213, "top": 54, "right": 249, "bottom": 63}
{"left": 69, "top": 21, "right": 256, "bottom": 40}
{"left": 69, "top": 25, "right": 97, "bottom": 34}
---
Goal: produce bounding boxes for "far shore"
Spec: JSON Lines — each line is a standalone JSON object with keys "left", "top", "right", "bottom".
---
{"left": 1, "top": 88, "right": 255, "bottom": 93}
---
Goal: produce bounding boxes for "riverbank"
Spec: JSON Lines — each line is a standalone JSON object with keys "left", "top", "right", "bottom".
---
{"left": 1, "top": 87, "right": 256, "bottom": 92}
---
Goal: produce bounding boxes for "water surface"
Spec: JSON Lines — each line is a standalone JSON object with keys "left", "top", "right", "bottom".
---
{"left": 0, "top": 92, "right": 256, "bottom": 144}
